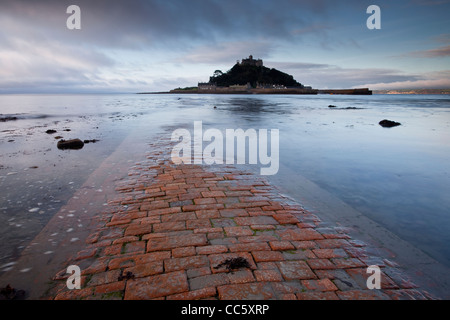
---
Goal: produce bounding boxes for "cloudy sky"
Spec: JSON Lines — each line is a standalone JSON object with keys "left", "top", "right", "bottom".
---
{"left": 0, "top": 0, "right": 449, "bottom": 93}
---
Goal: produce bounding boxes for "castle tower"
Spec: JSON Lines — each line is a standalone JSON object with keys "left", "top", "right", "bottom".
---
{"left": 241, "top": 55, "right": 263, "bottom": 67}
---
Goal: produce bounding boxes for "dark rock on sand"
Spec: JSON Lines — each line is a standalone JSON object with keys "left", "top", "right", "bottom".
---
{"left": 0, "top": 116, "right": 18, "bottom": 122}
{"left": 379, "top": 119, "right": 401, "bottom": 128}
{"left": 83, "top": 139, "right": 99, "bottom": 144}
{"left": 328, "top": 105, "right": 362, "bottom": 110}
{"left": 57, "top": 139, "right": 84, "bottom": 150}
{"left": 0, "top": 284, "right": 26, "bottom": 300}
{"left": 46, "top": 129, "right": 57, "bottom": 134}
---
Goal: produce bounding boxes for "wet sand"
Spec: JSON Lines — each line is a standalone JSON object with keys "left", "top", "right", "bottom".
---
{"left": 0, "top": 123, "right": 152, "bottom": 299}
{"left": 1, "top": 94, "right": 449, "bottom": 300}
{"left": 1, "top": 129, "right": 447, "bottom": 300}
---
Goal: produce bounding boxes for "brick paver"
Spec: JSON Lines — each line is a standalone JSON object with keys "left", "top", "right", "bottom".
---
{"left": 47, "top": 139, "right": 434, "bottom": 300}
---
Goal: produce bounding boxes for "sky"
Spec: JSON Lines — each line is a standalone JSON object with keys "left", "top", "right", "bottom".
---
{"left": 0, "top": 0, "right": 449, "bottom": 93}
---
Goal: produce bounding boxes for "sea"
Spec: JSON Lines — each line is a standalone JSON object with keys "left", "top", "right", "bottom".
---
{"left": 1, "top": 93, "right": 449, "bottom": 274}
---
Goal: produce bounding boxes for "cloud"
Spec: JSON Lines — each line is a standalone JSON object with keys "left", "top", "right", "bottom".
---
{"left": 181, "top": 41, "right": 275, "bottom": 65}
{"left": 268, "top": 61, "right": 331, "bottom": 70}
{"left": 0, "top": 35, "right": 117, "bottom": 93}
{"left": 0, "top": 0, "right": 343, "bottom": 49}
{"left": 265, "top": 61, "right": 421, "bottom": 89}
{"left": 358, "top": 70, "right": 450, "bottom": 90}
{"left": 405, "top": 45, "right": 450, "bottom": 58}
{"left": 0, "top": 0, "right": 448, "bottom": 92}
{"left": 0, "top": 0, "right": 352, "bottom": 92}
{"left": 360, "top": 79, "right": 450, "bottom": 90}
{"left": 433, "top": 33, "right": 450, "bottom": 43}
{"left": 396, "top": 32, "right": 450, "bottom": 59}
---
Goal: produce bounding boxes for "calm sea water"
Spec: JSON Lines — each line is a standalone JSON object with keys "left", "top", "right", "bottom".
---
{"left": 1, "top": 93, "right": 449, "bottom": 269}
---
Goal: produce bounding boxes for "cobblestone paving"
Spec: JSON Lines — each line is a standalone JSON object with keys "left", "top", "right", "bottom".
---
{"left": 48, "top": 140, "right": 434, "bottom": 300}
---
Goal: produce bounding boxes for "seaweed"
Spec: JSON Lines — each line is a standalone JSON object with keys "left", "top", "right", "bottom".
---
{"left": 0, "top": 284, "right": 26, "bottom": 300}
{"left": 214, "top": 257, "right": 251, "bottom": 272}
{"left": 118, "top": 271, "right": 135, "bottom": 281}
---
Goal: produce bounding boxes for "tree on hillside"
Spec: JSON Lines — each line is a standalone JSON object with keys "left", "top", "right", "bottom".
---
{"left": 213, "top": 70, "right": 223, "bottom": 77}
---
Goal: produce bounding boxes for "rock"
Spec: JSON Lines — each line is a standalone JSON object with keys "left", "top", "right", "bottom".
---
{"left": 379, "top": 119, "right": 401, "bottom": 128}
{"left": 0, "top": 284, "right": 26, "bottom": 300}
{"left": 46, "top": 129, "right": 57, "bottom": 134}
{"left": 0, "top": 116, "right": 18, "bottom": 122}
{"left": 329, "top": 105, "right": 362, "bottom": 110}
{"left": 83, "top": 139, "right": 99, "bottom": 144}
{"left": 57, "top": 139, "right": 84, "bottom": 150}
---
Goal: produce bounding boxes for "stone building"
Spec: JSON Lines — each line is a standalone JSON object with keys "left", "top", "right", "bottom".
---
{"left": 239, "top": 55, "right": 263, "bottom": 67}
{"left": 198, "top": 82, "right": 217, "bottom": 91}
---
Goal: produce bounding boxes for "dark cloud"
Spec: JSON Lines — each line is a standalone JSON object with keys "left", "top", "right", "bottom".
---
{"left": 0, "top": 0, "right": 448, "bottom": 92}
{"left": 0, "top": 0, "right": 363, "bottom": 49}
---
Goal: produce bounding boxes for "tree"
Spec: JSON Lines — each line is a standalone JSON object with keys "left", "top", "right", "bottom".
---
{"left": 213, "top": 70, "right": 223, "bottom": 78}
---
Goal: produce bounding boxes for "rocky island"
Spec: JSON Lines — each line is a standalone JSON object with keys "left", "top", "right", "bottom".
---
{"left": 144, "top": 55, "right": 372, "bottom": 95}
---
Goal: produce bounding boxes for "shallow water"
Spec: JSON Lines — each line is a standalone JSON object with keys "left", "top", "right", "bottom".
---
{"left": 1, "top": 93, "right": 449, "bottom": 271}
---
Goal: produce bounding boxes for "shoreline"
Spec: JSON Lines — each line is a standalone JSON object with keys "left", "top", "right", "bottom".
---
{"left": 137, "top": 88, "right": 372, "bottom": 95}
{"left": 1, "top": 134, "right": 444, "bottom": 300}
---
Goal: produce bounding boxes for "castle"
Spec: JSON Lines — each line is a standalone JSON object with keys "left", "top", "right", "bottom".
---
{"left": 238, "top": 55, "right": 263, "bottom": 67}
{"left": 170, "top": 53, "right": 370, "bottom": 95}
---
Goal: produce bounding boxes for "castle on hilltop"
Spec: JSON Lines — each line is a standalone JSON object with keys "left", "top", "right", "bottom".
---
{"left": 168, "top": 53, "right": 371, "bottom": 95}
{"left": 237, "top": 55, "right": 263, "bottom": 67}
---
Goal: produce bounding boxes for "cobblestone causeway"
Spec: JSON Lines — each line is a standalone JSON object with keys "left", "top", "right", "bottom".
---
{"left": 47, "top": 139, "right": 434, "bottom": 300}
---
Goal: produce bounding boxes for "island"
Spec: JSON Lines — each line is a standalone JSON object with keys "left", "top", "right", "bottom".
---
{"left": 140, "top": 55, "right": 372, "bottom": 95}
